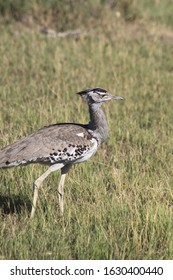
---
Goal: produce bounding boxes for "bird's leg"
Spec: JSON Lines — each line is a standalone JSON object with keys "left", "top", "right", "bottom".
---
{"left": 57, "top": 174, "right": 66, "bottom": 214}
{"left": 58, "top": 164, "right": 72, "bottom": 214}
{"left": 30, "top": 163, "right": 64, "bottom": 218}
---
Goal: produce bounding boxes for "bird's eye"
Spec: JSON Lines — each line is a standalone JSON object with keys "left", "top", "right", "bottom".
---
{"left": 95, "top": 91, "right": 106, "bottom": 97}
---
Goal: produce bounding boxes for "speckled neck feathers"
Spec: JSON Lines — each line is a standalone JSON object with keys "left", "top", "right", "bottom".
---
{"left": 88, "top": 103, "right": 109, "bottom": 145}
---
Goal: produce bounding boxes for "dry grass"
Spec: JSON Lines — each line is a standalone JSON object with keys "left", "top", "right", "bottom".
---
{"left": 0, "top": 1, "right": 173, "bottom": 259}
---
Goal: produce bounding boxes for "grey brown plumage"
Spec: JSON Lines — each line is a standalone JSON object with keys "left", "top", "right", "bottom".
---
{"left": 0, "top": 87, "right": 123, "bottom": 218}
{"left": 0, "top": 124, "right": 94, "bottom": 168}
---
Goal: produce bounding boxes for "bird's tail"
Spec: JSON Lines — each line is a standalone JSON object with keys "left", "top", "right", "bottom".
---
{"left": 0, "top": 144, "right": 18, "bottom": 168}
{"left": 0, "top": 138, "right": 28, "bottom": 169}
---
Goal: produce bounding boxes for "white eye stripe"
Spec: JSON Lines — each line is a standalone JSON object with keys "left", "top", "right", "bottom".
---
{"left": 96, "top": 92, "right": 107, "bottom": 97}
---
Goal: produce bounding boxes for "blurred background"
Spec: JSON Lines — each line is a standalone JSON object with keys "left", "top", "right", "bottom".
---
{"left": 0, "top": 0, "right": 173, "bottom": 30}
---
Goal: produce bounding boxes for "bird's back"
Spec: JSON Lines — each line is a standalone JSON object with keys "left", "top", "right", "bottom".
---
{"left": 0, "top": 123, "right": 97, "bottom": 168}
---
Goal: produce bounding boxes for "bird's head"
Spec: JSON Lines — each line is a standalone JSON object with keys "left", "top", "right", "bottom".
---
{"left": 77, "top": 87, "right": 123, "bottom": 105}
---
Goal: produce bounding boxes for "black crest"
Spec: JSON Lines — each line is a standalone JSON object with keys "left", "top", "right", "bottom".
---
{"left": 77, "top": 87, "right": 107, "bottom": 96}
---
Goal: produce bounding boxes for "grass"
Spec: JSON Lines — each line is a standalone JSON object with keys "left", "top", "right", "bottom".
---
{"left": 0, "top": 1, "right": 173, "bottom": 259}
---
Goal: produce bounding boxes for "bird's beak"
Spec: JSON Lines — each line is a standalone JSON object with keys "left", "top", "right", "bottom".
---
{"left": 112, "top": 95, "right": 124, "bottom": 100}
{"left": 108, "top": 94, "right": 124, "bottom": 100}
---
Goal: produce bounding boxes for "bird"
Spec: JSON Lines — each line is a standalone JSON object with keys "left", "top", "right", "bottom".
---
{"left": 0, "top": 87, "right": 123, "bottom": 218}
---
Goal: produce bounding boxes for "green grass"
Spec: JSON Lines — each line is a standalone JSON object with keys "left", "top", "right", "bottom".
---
{"left": 0, "top": 1, "right": 173, "bottom": 259}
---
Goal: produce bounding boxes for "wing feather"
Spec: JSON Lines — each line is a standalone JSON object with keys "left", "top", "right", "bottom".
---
{"left": 0, "top": 124, "right": 93, "bottom": 168}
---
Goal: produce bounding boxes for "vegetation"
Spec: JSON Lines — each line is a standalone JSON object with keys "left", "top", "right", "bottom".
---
{"left": 0, "top": 0, "right": 173, "bottom": 259}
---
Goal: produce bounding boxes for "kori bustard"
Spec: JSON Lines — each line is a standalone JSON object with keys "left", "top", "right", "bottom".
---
{"left": 0, "top": 88, "right": 123, "bottom": 218}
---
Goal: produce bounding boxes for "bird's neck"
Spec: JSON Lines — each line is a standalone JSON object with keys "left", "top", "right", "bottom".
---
{"left": 88, "top": 103, "right": 109, "bottom": 145}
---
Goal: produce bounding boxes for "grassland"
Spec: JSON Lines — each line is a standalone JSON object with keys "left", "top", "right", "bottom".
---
{"left": 0, "top": 0, "right": 173, "bottom": 259}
